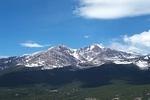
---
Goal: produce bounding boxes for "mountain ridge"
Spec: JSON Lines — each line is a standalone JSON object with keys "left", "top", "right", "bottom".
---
{"left": 0, "top": 44, "right": 150, "bottom": 70}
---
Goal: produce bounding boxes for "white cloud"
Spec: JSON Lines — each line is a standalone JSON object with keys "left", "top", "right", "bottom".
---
{"left": 110, "top": 30, "right": 150, "bottom": 55}
{"left": 20, "top": 41, "right": 44, "bottom": 48}
{"left": 110, "top": 42, "right": 144, "bottom": 54}
{"left": 124, "top": 30, "right": 150, "bottom": 47}
{"left": 84, "top": 35, "right": 90, "bottom": 39}
{"left": 75, "top": 0, "right": 150, "bottom": 19}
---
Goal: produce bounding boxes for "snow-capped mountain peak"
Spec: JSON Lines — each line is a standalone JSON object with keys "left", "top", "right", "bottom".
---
{"left": 0, "top": 43, "right": 150, "bottom": 70}
{"left": 89, "top": 43, "right": 104, "bottom": 50}
{"left": 20, "top": 44, "right": 150, "bottom": 69}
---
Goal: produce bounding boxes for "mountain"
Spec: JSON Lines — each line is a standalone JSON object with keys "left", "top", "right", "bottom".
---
{"left": 0, "top": 44, "right": 150, "bottom": 71}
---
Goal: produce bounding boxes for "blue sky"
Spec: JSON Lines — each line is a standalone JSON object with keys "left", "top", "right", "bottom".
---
{"left": 0, "top": 0, "right": 150, "bottom": 56}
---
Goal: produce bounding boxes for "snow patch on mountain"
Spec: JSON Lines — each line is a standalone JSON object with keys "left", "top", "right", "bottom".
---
{"left": 114, "top": 60, "right": 132, "bottom": 65}
{"left": 135, "top": 61, "right": 149, "bottom": 69}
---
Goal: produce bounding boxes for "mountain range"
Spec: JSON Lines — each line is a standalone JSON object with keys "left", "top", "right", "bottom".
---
{"left": 0, "top": 44, "right": 150, "bottom": 71}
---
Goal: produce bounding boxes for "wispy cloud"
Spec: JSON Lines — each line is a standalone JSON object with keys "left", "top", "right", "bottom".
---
{"left": 20, "top": 41, "right": 45, "bottom": 48}
{"left": 75, "top": 0, "right": 150, "bottom": 19}
{"left": 0, "top": 56, "right": 9, "bottom": 58}
{"left": 109, "top": 30, "right": 150, "bottom": 55}
{"left": 84, "top": 35, "right": 90, "bottom": 39}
